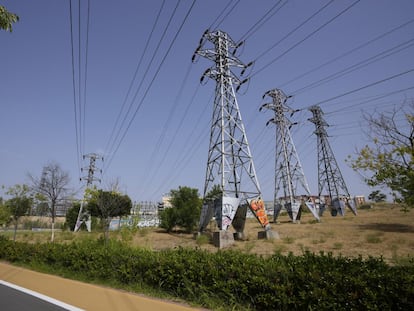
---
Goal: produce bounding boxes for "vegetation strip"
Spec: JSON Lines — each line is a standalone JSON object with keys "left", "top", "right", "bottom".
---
{"left": 0, "top": 236, "right": 413, "bottom": 310}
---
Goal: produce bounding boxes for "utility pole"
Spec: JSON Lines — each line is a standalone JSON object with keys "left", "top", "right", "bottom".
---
{"left": 260, "top": 89, "right": 320, "bottom": 223}
{"left": 74, "top": 153, "right": 103, "bottom": 232}
{"left": 308, "top": 105, "right": 357, "bottom": 216}
{"left": 192, "top": 30, "right": 273, "bottom": 243}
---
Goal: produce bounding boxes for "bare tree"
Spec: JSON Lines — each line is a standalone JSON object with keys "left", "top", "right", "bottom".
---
{"left": 29, "top": 162, "right": 71, "bottom": 241}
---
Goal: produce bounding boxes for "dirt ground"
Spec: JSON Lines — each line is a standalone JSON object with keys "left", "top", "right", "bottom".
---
{"left": 128, "top": 206, "right": 414, "bottom": 263}
{"left": 6, "top": 206, "right": 414, "bottom": 264}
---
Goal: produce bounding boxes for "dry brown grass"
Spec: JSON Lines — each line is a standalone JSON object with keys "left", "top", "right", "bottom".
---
{"left": 126, "top": 206, "right": 414, "bottom": 263}
{"left": 6, "top": 206, "right": 414, "bottom": 264}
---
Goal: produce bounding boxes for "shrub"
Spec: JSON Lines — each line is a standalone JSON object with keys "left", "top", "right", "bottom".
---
{"left": 195, "top": 234, "right": 209, "bottom": 246}
{"left": 0, "top": 236, "right": 413, "bottom": 310}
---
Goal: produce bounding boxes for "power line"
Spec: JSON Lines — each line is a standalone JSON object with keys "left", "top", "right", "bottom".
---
{"left": 82, "top": 0, "right": 91, "bottom": 155}
{"left": 78, "top": 0, "right": 82, "bottom": 156}
{"left": 211, "top": 0, "right": 240, "bottom": 29}
{"left": 238, "top": 0, "right": 286, "bottom": 42}
{"left": 250, "top": 0, "right": 361, "bottom": 79}
{"left": 280, "top": 18, "right": 414, "bottom": 88}
{"left": 310, "top": 68, "right": 414, "bottom": 108}
{"left": 139, "top": 63, "right": 194, "bottom": 193}
{"left": 68, "top": 0, "right": 81, "bottom": 175}
{"left": 104, "top": 0, "right": 166, "bottom": 155}
{"left": 292, "top": 37, "right": 414, "bottom": 95}
{"left": 103, "top": 0, "right": 197, "bottom": 174}
{"left": 326, "top": 86, "right": 414, "bottom": 115}
{"left": 104, "top": 0, "right": 177, "bottom": 161}
{"left": 146, "top": 89, "right": 215, "bottom": 200}
{"left": 252, "top": 0, "right": 334, "bottom": 62}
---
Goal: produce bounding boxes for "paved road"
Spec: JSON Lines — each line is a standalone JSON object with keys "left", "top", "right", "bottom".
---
{"left": 0, "top": 262, "right": 203, "bottom": 311}
{"left": 0, "top": 282, "right": 76, "bottom": 311}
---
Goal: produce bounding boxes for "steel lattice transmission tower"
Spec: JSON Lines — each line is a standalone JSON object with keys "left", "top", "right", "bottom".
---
{"left": 308, "top": 105, "right": 357, "bottom": 216}
{"left": 74, "top": 153, "right": 103, "bottom": 232}
{"left": 193, "top": 30, "right": 272, "bottom": 236}
{"left": 261, "top": 89, "right": 320, "bottom": 223}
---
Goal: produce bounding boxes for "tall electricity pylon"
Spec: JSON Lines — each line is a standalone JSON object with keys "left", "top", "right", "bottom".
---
{"left": 74, "top": 153, "right": 103, "bottom": 231}
{"left": 308, "top": 105, "right": 357, "bottom": 216}
{"left": 193, "top": 30, "right": 271, "bottom": 235}
{"left": 261, "top": 89, "right": 320, "bottom": 223}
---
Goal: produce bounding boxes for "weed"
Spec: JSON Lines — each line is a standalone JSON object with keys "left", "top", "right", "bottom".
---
{"left": 196, "top": 234, "right": 209, "bottom": 246}
{"left": 282, "top": 236, "right": 295, "bottom": 244}
{"left": 299, "top": 243, "right": 310, "bottom": 253}
{"left": 273, "top": 244, "right": 287, "bottom": 254}
{"left": 366, "top": 234, "right": 382, "bottom": 244}
{"left": 393, "top": 237, "right": 406, "bottom": 245}
{"left": 59, "top": 231, "right": 75, "bottom": 241}
{"left": 243, "top": 241, "right": 255, "bottom": 253}
{"left": 311, "top": 237, "right": 326, "bottom": 244}
{"left": 332, "top": 242, "right": 343, "bottom": 250}
{"left": 138, "top": 228, "right": 150, "bottom": 237}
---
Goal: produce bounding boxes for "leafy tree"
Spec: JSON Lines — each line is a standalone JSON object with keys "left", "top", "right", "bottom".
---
{"left": 5, "top": 184, "right": 32, "bottom": 241}
{"left": 87, "top": 189, "right": 132, "bottom": 242}
{"left": 65, "top": 202, "right": 81, "bottom": 232}
{"left": 0, "top": 5, "right": 19, "bottom": 32}
{"left": 65, "top": 202, "right": 98, "bottom": 232}
{"left": 368, "top": 190, "right": 387, "bottom": 203}
{"left": 29, "top": 162, "right": 72, "bottom": 241}
{"left": 159, "top": 207, "right": 179, "bottom": 233}
{"left": 203, "top": 184, "right": 222, "bottom": 203}
{"left": 160, "top": 186, "right": 202, "bottom": 233}
{"left": 0, "top": 200, "right": 11, "bottom": 228}
{"left": 349, "top": 102, "right": 414, "bottom": 208}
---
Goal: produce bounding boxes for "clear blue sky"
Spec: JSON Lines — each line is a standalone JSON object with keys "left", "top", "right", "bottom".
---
{"left": 1, "top": 0, "right": 413, "bottom": 203}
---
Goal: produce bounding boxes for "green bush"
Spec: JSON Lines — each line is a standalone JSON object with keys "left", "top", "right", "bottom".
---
{"left": 0, "top": 235, "right": 413, "bottom": 310}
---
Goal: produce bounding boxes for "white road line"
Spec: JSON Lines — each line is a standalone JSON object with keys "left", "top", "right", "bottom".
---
{"left": 0, "top": 280, "right": 85, "bottom": 311}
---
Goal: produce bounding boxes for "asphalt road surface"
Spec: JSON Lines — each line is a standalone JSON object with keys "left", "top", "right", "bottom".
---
{"left": 0, "top": 262, "right": 203, "bottom": 311}
{"left": 0, "top": 281, "right": 82, "bottom": 311}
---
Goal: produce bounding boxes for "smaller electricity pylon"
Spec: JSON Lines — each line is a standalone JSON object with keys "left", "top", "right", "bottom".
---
{"left": 308, "top": 105, "right": 357, "bottom": 216}
{"left": 261, "top": 89, "right": 320, "bottom": 223}
{"left": 74, "top": 153, "right": 103, "bottom": 231}
{"left": 193, "top": 30, "right": 273, "bottom": 242}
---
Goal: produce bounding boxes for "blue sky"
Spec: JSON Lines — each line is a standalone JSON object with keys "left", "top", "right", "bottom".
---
{"left": 1, "top": 0, "right": 413, "bottom": 203}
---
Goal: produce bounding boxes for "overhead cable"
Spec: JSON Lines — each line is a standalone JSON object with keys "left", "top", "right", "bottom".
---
{"left": 103, "top": 0, "right": 197, "bottom": 173}
{"left": 309, "top": 68, "right": 414, "bottom": 109}
{"left": 104, "top": 0, "right": 166, "bottom": 155}
{"left": 104, "top": 0, "right": 177, "bottom": 162}
{"left": 82, "top": 0, "right": 91, "bottom": 155}
{"left": 280, "top": 18, "right": 414, "bottom": 88}
{"left": 68, "top": 0, "right": 81, "bottom": 174}
{"left": 250, "top": 0, "right": 361, "bottom": 79}
{"left": 292, "top": 37, "right": 414, "bottom": 95}
{"left": 253, "top": 0, "right": 334, "bottom": 62}
{"left": 238, "top": 0, "right": 286, "bottom": 42}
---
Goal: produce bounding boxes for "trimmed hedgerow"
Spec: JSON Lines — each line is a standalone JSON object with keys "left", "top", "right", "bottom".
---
{"left": 0, "top": 235, "right": 413, "bottom": 310}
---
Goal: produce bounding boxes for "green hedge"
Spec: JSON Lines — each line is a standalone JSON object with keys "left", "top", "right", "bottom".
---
{"left": 0, "top": 235, "right": 413, "bottom": 310}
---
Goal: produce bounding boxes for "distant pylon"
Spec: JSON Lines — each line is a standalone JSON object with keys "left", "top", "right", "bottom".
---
{"left": 308, "top": 105, "right": 357, "bottom": 216}
{"left": 260, "top": 89, "right": 320, "bottom": 223}
{"left": 74, "top": 153, "right": 103, "bottom": 232}
{"left": 193, "top": 30, "right": 272, "bottom": 236}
